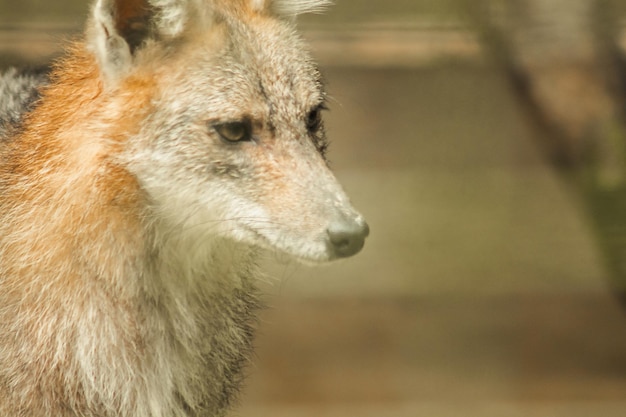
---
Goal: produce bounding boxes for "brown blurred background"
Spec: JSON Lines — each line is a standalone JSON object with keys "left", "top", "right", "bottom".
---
{"left": 3, "top": 1, "right": 626, "bottom": 416}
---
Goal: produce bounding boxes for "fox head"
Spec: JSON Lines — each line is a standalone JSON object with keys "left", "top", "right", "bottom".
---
{"left": 86, "top": 0, "right": 368, "bottom": 263}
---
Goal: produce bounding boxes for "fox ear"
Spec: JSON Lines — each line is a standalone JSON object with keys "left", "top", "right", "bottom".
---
{"left": 88, "top": 0, "right": 190, "bottom": 81}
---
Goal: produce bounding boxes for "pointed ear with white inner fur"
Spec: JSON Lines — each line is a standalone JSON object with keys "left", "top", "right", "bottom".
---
{"left": 88, "top": 0, "right": 191, "bottom": 82}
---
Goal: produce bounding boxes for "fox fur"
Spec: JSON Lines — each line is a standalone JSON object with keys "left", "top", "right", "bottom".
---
{"left": 0, "top": 0, "right": 367, "bottom": 416}
{"left": 0, "top": 67, "right": 48, "bottom": 137}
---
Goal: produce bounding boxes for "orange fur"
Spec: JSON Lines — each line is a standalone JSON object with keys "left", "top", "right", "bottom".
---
{"left": 1, "top": 45, "right": 153, "bottom": 388}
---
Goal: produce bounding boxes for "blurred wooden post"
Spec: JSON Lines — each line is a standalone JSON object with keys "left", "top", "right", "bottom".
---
{"left": 466, "top": 0, "right": 626, "bottom": 295}
{"left": 480, "top": 0, "right": 626, "bottom": 183}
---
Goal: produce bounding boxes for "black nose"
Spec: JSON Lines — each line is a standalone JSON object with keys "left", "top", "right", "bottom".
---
{"left": 327, "top": 216, "right": 369, "bottom": 259}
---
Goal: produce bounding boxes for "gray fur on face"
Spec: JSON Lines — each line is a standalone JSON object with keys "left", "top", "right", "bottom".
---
{"left": 0, "top": 67, "right": 49, "bottom": 138}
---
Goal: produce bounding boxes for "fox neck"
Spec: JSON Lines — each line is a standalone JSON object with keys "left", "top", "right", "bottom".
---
{"left": 135, "top": 226, "right": 262, "bottom": 415}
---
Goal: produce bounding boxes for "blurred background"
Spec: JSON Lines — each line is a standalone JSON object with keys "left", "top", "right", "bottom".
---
{"left": 3, "top": 0, "right": 626, "bottom": 415}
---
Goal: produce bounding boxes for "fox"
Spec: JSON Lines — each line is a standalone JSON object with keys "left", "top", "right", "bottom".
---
{"left": 0, "top": 0, "right": 369, "bottom": 416}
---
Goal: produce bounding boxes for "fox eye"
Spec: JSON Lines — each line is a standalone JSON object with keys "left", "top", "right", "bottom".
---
{"left": 306, "top": 106, "right": 324, "bottom": 133}
{"left": 214, "top": 121, "right": 252, "bottom": 143}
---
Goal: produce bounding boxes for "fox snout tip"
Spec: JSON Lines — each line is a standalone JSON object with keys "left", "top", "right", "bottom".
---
{"left": 326, "top": 215, "right": 369, "bottom": 259}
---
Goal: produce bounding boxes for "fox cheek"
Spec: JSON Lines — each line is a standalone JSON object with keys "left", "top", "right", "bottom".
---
{"left": 208, "top": 161, "right": 244, "bottom": 178}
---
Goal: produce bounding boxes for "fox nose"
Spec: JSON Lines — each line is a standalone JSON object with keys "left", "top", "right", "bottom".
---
{"left": 327, "top": 216, "right": 369, "bottom": 259}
